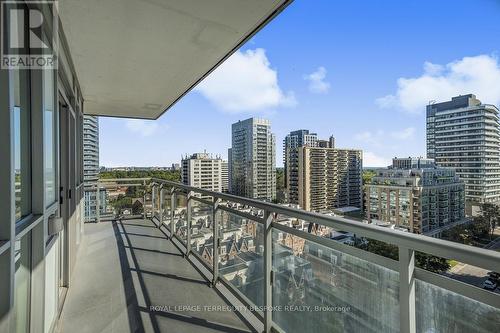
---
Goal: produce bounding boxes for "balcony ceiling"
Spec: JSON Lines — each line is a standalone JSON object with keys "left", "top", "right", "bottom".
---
{"left": 59, "top": 0, "right": 291, "bottom": 119}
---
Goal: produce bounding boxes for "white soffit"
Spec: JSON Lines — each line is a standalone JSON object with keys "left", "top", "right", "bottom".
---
{"left": 59, "top": 0, "right": 291, "bottom": 119}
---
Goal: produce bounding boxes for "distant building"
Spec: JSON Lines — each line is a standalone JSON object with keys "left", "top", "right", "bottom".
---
{"left": 317, "top": 135, "right": 335, "bottom": 149}
{"left": 228, "top": 148, "right": 232, "bottom": 193}
{"left": 229, "top": 118, "right": 276, "bottom": 201}
{"left": 171, "top": 163, "right": 181, "bottom": 171}
{"left": 298, "top": 147, "right": 362, "bottom": 211}
{"left": 221, "top": 160, "right": 229, "bottom": 193}
{"left": 392, "top": 157, "right": 434, "bottom": 170}
{"left": 83, "top": 115, "right": 105, "bottom": 221}
{"left": 283, "top": 130, "right": 319, "bottom": 204}
{"left": 426, "top": 94, "right": 500, "bottom": 215}
{"left": 365, "top": 157, "right": 466, "bottom": 236}
{"left": 181, "top": 152, "right": 223, "bottom": 197}
{"left": 285, "top": 131, "right": 362, "bottom": 211}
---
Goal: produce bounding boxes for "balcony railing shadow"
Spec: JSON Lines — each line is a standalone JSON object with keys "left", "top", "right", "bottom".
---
{"left": 114, "top": 217, "right": 256, "bottom": 332}
{"left": 58, "top": 216, "right": 256, "bottom": 333}
{"left": 68, "top": 178, "right": 500, "bottom": 333}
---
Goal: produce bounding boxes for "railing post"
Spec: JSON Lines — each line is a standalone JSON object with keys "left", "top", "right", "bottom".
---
{"left": 171, "top": 189, "right": 177, "bottom": 237}
{"left": 264, "top": 210, "right": 273, "bottom": 333}
{"left": 399, "top": 246, "right": 416, "bottom": 333}
{"left": 96, "top": 185, "right": 100, "bottom": 223}
{"left": 143, "top": 180, "right": 146, "bottom": 219}
{"left": 212, "top": 198, "right": 221, "bottom": 287}
{"left": 152, "top": 184, "right": 157, "bottom": 219}
{"left": 186, "top": 191, "right": 193, "bottom": 256}
{"left": 159, "top": 185, "right": 164, "bottom": 227}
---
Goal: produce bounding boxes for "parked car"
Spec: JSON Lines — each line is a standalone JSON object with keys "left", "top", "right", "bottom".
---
{"left": 482, "top": 279, "right": 497, "bottom": 291}
{"left": 487, "top": 271, "right": 500, "bottom": 282}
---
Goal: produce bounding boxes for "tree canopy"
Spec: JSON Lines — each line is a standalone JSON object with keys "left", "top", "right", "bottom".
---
{"left": 358, "top": 239, "right": 450, "bottom": 274}
{"left": 100, "top": 169, "right": 181, "bottom": 182}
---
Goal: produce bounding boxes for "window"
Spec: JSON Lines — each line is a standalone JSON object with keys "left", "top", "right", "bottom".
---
{"left": 13, "top": 68, "right": 32, "bottom": 221}
{"left": 43, "top": 66, "right": 57, "bottom": 206}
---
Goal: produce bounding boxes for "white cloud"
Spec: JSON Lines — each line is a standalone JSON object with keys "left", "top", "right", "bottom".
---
{"left": 390, "top": 127, "right": 415, "bottom": 140}
{"left": 376, "top": 54, "right": 500, "bottom": 113}
{"left": 304, "top": 66, "right": 331, "bottom": 94}
{"left": 194, "top": 48, "right": 296, "bottom": 113}
{"left": 363, "top": 152, "right": 390, "bottom": 167}
{"left": 355, "top": 130, "right": 385, "bottom": 146}
{"left": 125, "top": 119, "right": 160, "bottom": 137}
{"left": 354, "top": 127, "right": 414, "bottom": 147}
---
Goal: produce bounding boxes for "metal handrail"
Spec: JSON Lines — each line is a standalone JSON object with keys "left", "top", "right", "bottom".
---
{"left": 150, "top": 178, "right": 500, "bottom": 272}
{"left": 95, "top": 177, "right": 500, "bottom": 332}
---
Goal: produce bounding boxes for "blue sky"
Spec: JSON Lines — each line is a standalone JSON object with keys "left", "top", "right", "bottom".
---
{"left": 100, "top": 0, "right": 500, "bottom": 167}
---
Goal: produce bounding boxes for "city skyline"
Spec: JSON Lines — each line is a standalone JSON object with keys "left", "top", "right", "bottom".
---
{"left": 99, "top": 0, "right": 500, "bottom": 167}
{"left": 3, "top": 1, "right": 499, "bottom": 332}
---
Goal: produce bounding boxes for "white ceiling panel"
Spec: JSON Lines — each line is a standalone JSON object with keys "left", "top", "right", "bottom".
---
{"left": 59, "top": 0, "right": 291, "bottom": 119}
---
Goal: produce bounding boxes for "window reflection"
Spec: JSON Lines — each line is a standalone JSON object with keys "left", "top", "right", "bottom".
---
{"left": 44, "top": 67, "right": 56, "bottom": 205}
{"left": 13, "top": 69, "right": 31, "bottom": 221}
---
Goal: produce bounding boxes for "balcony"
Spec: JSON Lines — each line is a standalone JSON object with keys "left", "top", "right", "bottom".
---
{"left": 59, "top": 218, "right": 254, "bottom": 333}
{"left": 70, "top": 178, "right": 500, "bottom": 333}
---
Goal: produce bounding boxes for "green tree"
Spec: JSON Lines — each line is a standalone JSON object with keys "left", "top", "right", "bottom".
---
{"left": 276, "top": 168, "right": 285, "bottom": 192}
{"left": 274, "top": 168, "right": 287, "bottom": 204}
{"left": 362, "top": 170, "right": 377, "bottom": 184}
{"left": 477, "top": 203, "right": 500, "bottom": 239}
{"left": 100, "top": 170, "right": 181, "bottom": 182}
{"left": 358, "top": 239, "right": 450, "bottom": 274}
{"left": 126, "top": 185, "right": 137, "bottom": 197}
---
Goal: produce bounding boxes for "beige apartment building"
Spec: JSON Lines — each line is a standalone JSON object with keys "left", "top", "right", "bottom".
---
{"left": 293, "top": 146, "right": 362, "bottom": 211}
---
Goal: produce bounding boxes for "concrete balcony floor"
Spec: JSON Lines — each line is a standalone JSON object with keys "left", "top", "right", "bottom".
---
{"left": 57, "top": 219, "right": 254, "bottom": 333}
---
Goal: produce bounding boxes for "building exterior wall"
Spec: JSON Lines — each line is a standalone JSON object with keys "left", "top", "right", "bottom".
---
{"left": 181, "top": 153, "right": 223, "bottom": 197}
{"left": 365, "top": 161, "right": 466, "bottom": 234}
{"left": 284, "top": 130, "right": 319, "bottom": 204}
{"left": 426, "top": 94, "right": 500, "bottom": 214}
{"left": 0, "top": 4, "right": 85, "bottom": 331}
{"left": 392, "top": 157, "right": 434, "bottom": 170}
{"left": 83, "top": 115, "right": 103, "bottom": 221}
{"left": 293, "top": 146, "right": 363, "bottom": 211}
{"left": 221, "top": 160, "right": 229, "bottom": 192}
{"left": 230, "top": 118, "right": 276, "bottom": 201}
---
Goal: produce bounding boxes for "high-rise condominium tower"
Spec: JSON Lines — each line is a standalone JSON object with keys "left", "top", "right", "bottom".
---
{"left": 221, "top": 160, "right": 229, "bottom": 193}
{"left": 283, "top": 130, "right": 318, "bottom": 202}
{"left": 284, "top": 130, "right": 362, "bottom": 211}
{"left": 181, "top": 152, "right": 223, "bottom": 197}
{"left": 229, "top": 118, "right": 276, "bottom": 201}
{"left": 83, "top": 115, "right": 104, "bottom": 221}
{"left": 426, "top": 94, "right": 500, "bottom": 215}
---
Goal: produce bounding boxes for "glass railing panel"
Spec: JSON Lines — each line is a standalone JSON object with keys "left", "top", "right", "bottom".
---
{"left": 173, "top": 193, "right": 188, "bottom": 245}
{"left": 416, "top": 279, "right": 500, "bottom": 332}
{"left": 161, "top": 186, "right": 173, "bottom": 229}
{"left": 144, "top": 192, "right": 153, "bottom": 218}
{"left": 190, "top": 199, "right": 213, "bottom": 262}
{"left": 97, "top": 181, "right": 146, "bottom": 220}
{"left": 217, "top": 209, "right": 264, "bottom": 307}
{"left": 272, "top": 228, "right": 400, "bottom": 333}
{"left": 153, "top": 187, "right": 161, "bottom": 220}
